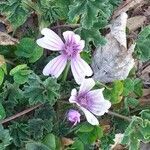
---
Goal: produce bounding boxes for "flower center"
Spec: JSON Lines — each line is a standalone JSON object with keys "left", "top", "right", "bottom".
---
{"left": 62, "top": 42, "right": 79, "bottom": 59}
{"left": 77, "top": 94, "right": 90, "bottom": 109}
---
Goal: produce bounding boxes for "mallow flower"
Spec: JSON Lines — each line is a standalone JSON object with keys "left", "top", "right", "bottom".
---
{"left": 36, "top": 28, "right": 93, "bottom": 84}
{"left": 69, "top": 78, "right": 111, "bottom": 125}
{"left": 67, "top": 109, "right": 81, "bottom": 125}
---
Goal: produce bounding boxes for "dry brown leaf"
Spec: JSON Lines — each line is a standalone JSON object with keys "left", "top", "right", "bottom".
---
{"left": 127, "top": 16, "right": 147, "bottom": 32}
{"left": 140, "top": 65, "right": 150, "bottom": 83}
{"left": 92, "top": 13, "right": 135, "bottom": 83}
{"left": 0, "top": 16, "right": 13, "bottom": 33}
{"left": 61, "top": 137, "right": 74, "bottom": 146}
{"left": 113, "top": 0, "right": 144, "bottom": 18}
{"left": 0, "top": 31, "right": 18, "bottom": 45}
{"left": 142, "top": 89, "right": 150, "bottom": 97}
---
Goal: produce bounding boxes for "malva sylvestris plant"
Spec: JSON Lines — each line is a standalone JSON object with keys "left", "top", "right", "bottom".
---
{"left": 37, "top": 29, "right": 111, "bottom": 126}
{"left": 37, "top": 28, "right": 93, "bottom": 84}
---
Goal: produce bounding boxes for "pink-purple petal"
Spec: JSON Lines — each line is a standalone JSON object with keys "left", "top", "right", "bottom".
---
{"left": 77, "top": 56, "right": 93, "bottom": 76}
{"left": 41, "top": 28, "right": 64, "bottom": 45}
{"left": 79, "top": 78, "right": 95, "bottom": 94}
{"left": 80, "top": 106, "right": 99, "bottom": 125}
{"left": 69, "top": 89, "right": 77, "bottom": 103}
{"left": 43, "top": 55, "right": 67, "bottom": 78}
{"left": 87, "top": 89, "right": 111, "bottom": 116}
{"left": 63, "top": 31, "right": 75, "bottom": 43}
{"left": 37, "top": 28, "right": 64, "bottom": 51}
{"left": 71, "top": 56, "right": 93, "bottom": 84}
{"left": 77, "top": 40, "right": 85, "bottom": 51}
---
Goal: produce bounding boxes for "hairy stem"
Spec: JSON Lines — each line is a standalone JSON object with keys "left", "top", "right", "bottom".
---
{"left": 51, "top": 24, "right": 80, "bottom": 30}
{"left": 5, "top": 59, "right": 15, "bottom": 66}
{"left": 108, "top": 111, "right": 131, "bottom": 122}
{"left": 62, "top": 62, "right": 70, "bottom": 82}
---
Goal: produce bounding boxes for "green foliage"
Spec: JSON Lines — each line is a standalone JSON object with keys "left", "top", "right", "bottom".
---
{"left": 124, "top": 97, "right": 139, "bottom": 114}
{"left": 135, "top": 25, "right": 150, "bottom": 61}
{"left": 9, "top": 123, "right": 29, "bottom": 147}
{"left": 15, "top": 38, "right": 43, "bottom": 63}
{"left": 0, "top": 0, "right": 29, "bottom": 29}
{"left": 23, "top": 73, "right": 60, "bottom": 105}
{"left": 10, "top": 64, "right": 32, "bottom": 84}
{"left": 0, "top": 65, "right": 6, "bottom": 86}
{"left": 23, "top": 0, "right": 65, "bottom": 30}
{"left": 0, "top": 55, "right": 7, "bottom": 86}
{"left": 76, "top": 27, "right": 107, "bottom": 48}
{"left": 0, "top": 125, "right": 12, "bottom": 150}
{"left": 100, "top": 133, "right": 115, "bottom": 150}
{"left": 123, "top": 78, "right": 143, "bottom": 97}
{"left": 28, "top": 118, "right": 53, "bottom": 140}
{"left": 0, "top": 103, "right": 6, "bottom": 120}
{"left": 104, "top": 81, "right": 124, "bottom": 104}
{"left": 26, "top": 142, "right": 49, "bottom": 150}
{"left": 69, "top": 0, "right": 111, "bottom": 29}
{"left": 140, "top": 109, "right": 150, "bottom": 120}
{"left": 70, "top": 139, "right": 84, "bottom": 150}
{"left": 0, "top": 82, "right": 23, "bottom": 116}
{"left": 121, "top": 115, "right": 150, "bottom": 150}
{"left": 75, "top": 123, "right": 103, "bottom": 145}
{"left": 42, "top": 133, "right": 56, "bottom": 150}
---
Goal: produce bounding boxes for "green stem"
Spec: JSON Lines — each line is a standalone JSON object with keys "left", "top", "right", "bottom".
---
{"left": 96, "top": 81, "right": 112, "bottom": 90}
{"left": 62, "top": 62, "right": 70, "bottom": 82}
{"left": 108, "top": 111, "right": 131, "bottom": 122}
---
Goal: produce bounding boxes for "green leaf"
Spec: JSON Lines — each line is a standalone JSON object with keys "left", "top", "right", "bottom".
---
{"left": 135, "top": 25, "right": 150, "bottom": 61}
{"left": 123, "top": 78, "right": 134, "bottom": 96}
{"left": 133, "top": 79, "right": 143, "bottom": 97}
{"left": 80, "top": 51, "right": 92, "bottom": 64}
{"left": 140, "top": 109, "right": 150, "bottom": 120}
{"left": 104, "top": 81, "right": 123, "bottom": 104}
{"left": 10, "top": 64, "right": 32, "bottom": 84}
{"left": 121, "top": 116, "right": 150, "bottom": 150}
{"left": 0, "top": 103, "right": 6, "bottom": 120}
{"left": 9, "top": 123, "right": 29, "bottom": 147}
{"left": 76, "top": 124, "right": 103, "bottom": 145}
{"left": 0, "top": 0, "right": 29, "bottom": 29}
{"left": 23, "top": 0, "right": 65, "bottom": 30}
{"left": 26, "top": 142, "right": 50, "bottom": 150}
{"left": 77, "top": 123, "right": 94, "bottom": 133}
{"left": 23, "top": 73, "right": 60, "bottom": 105}
{"left": 28, "top": 119, "right": 45, "bottom": 140}
{"left": 10, "top": 64, "right": 27, "bottom": 75}
{"left": 15, "top": 38, "right": 43, "bottom": 63}
{"left": 0, "top": 69, "right": 4, "bottom": 86}
{"left": 43, "top": 133, "right": 56, "bottom": 150}
{"left": 69, "top": 0, "right": 111, "bottom": 29}
{"left": 0, "top": 125, "right": 12, "bottom": 150}
{"left": 100, "top": 133, "right": 115, "bottom": 150}
{"left": 0, "top": 82, "right": 23, "bottom": 116}
{"left": 71, "top": 139, "right": 84, "bottom": 150}
{"left": 76, "top": 27, "right": 107, "bottom": 48}
{"left": 124, "top": 97, "right": 139, "bottom": 114}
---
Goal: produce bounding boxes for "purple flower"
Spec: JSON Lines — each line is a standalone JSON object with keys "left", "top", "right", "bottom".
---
{"left": 67, "top": 109, "right": 81, "bottom": 125}
{"left": 36, "top": 28, "right": 93, "bottom": 84}
{"left": 69, "top": 78, "right": 111, "bottom": 125}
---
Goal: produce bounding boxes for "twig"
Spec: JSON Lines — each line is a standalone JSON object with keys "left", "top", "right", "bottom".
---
{"left": 51, "top": 24, "right": 80, "bottom": 30}
{"left": 108, "top": 110, "right": 131, "bottom": 122}
{"left": 56, "top": 21, "right": 62, "bottom": 38}
{"left": 0, "top": 104, "right": 42, "bottom": 124}
{"left": 5, "top": 59, "right": 15, "bottom": 66}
